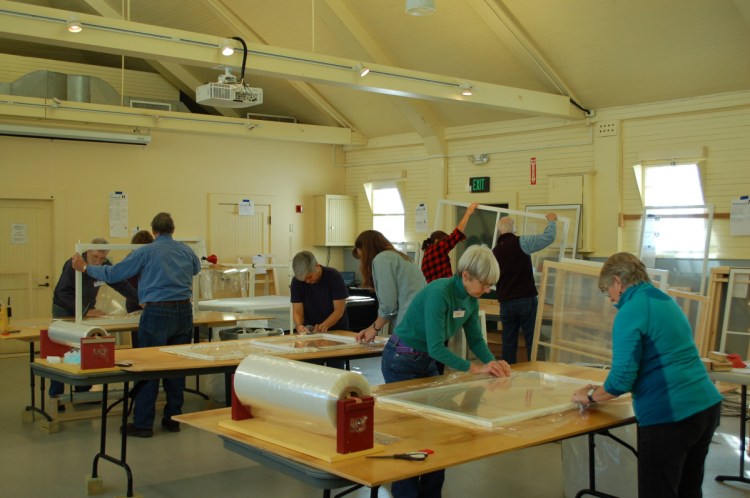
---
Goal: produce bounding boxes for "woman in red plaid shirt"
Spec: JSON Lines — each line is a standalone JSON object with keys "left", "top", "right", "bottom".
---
{"left": 420, "top": 202, "right": 478, "bottom": 283}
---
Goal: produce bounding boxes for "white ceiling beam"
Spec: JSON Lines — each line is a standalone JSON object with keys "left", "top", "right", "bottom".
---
{"left": 199, "top": 0, "right": 360, "bottom": 132}
{"left": 0, "top": 1, "right": 586, "bottom": 120}
{"left": 0, "top": 95, "right": 356, "bottom": 145}
{"left": 467, "top": 0, "right": 585, "bottom": 109}
{"left": 319, "top": 0, "right": 447, "bottom": 155}
{"left": 81, "top": 0, "right": 238, "bottom": 118}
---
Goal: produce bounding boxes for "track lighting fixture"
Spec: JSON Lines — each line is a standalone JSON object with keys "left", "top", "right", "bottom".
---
{"left": 354, "top": 63, "right": 370, "bottom": 77}
{"left": 66, "top": 17, "right": 82, "bottom": 33}
{"left": 219, "top": 39, "right": 234, "bottom": 56}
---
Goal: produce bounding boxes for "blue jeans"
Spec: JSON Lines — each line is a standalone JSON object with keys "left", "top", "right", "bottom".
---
{"left": 132, "top": 303, "right": 193, "bottom": 428}
{"left": 499, "top": 296, "right": 538, "bottom": 364}
{"left": 381, "top": 339, "right": 444, "bottom": 498}
{"left": 49, "top": 304, "right": 92, "bottom": 397}
{"left": 638, "top": 402, "right": 721, "bottom": 498}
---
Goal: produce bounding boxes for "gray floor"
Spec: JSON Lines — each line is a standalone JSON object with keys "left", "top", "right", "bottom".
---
{"left": 1, "top": 354, "right": 749, "bottom": 498}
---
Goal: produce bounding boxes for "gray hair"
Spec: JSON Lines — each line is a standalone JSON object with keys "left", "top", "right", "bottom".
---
{"left": 456, "top": 245, "right": 500, "bottom": 284}
{"left": 89, "top": 237, "right": 109, "bottom": 254}
{"left": 292, "top": 251, "right": 318, "bottom": 280}
{"left": 598, "top": 252, "right": 651, "bottom": 292}
{"left": 498, "top": 216, "right": 515, "bottom": 235}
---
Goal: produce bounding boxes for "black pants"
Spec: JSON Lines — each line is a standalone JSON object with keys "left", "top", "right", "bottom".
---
{"left": 637, "top": 402, "right": 721, "bottom": 498}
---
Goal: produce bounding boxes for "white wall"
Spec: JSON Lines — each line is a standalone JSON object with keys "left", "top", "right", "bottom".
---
{"left": 344, "top": 91, "right": 750, "bottom": 261}
{"left": 0, "top": 129, "right": 347, "bottom": 294}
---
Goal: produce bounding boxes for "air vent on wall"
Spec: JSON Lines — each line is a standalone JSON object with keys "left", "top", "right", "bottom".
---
{"left": 246, "top": 112, "right": 297, "bottom": 124}
{"left": 129, "top": 99, "right": 172, "bottom": 111}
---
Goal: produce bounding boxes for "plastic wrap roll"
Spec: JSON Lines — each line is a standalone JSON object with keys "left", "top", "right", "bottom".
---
{"left": 48, "top": 320, "right": 111, "bottom": 348}
{"left": 234, "top": 354, "right": 371, "bottom": 427}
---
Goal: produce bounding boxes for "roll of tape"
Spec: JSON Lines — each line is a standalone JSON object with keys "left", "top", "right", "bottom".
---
{"left": 234, "top": 354, "right": 371, "bottom": 427}
{"left": 48, "top": 320, "right": 111, "bottom": 348}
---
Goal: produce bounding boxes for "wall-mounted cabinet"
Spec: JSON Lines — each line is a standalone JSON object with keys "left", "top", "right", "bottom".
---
{"left": 314, "top": 194, "right": 356, "bottom": 246}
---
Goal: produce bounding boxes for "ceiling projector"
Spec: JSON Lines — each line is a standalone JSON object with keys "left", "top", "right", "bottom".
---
{"left": 196, "top": 69, "right": 263, "bottom": 108}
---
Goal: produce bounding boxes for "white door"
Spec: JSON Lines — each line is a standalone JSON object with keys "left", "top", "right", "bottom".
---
{"left": 209, "top": 196, "right": 271, "bottom": 261}
{"left": 208, "top": 194, "right": 276, "bottom": 297}
{"left": 0, "top": 199, "right": 53, "bottom": 353}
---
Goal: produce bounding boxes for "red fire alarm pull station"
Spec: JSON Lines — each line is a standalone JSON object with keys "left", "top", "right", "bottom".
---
{"left": 295, "top": 205, "right": 304, "bottom": 213}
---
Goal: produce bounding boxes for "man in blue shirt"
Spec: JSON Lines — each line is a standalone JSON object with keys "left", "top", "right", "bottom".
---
{"left": 72, "top": 212, "right": 201, "bottom": 437}
{"left": 492, "top": 212, "right": 557, "bottom": 363}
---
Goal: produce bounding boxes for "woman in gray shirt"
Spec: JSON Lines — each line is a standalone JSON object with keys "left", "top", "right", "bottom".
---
{"left": 353, "top": 230, "right": 426, "bottom": 343}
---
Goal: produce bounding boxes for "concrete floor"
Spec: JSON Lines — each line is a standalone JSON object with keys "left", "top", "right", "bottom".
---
{"left": 0, "top": 354, "right": 749, "bottom": 498}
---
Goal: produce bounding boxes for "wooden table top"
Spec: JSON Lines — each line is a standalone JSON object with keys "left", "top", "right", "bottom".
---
{"left": 0, "top": 310, "right": 274, "bottom": 342}
{"left": 175, "top": 361, "right": 634, "bottom": 487}
{"left": 32, "top": 331, "right": 382, "bottom": 377}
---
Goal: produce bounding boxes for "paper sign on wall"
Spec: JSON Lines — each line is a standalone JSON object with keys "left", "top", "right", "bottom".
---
{"left": 416, "top": 204, "right": 428, "bottom": 233}
{"left": 239, "top": 199, "right": 255, "bottom": 216}
{"left": 730, "top": 196, "right": 750, "bottom": 236}
{"left": 11, "top": 223, "right": 27, "bottom": 244}
{"left": 253, "top": 254, "right": 266, "bottom": 275}
{"left": 109, "top": 192, "right": 128, "bottom": 238}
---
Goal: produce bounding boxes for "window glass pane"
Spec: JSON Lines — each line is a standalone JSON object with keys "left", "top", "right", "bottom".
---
{"left": 373, "top": 215, "right": 404, "bottom": 242}
{"left": 372, "top": 188, "right": 404, "bottom": 215}
{"left": 644, "top": 164, "right": 703, "bottom": 206}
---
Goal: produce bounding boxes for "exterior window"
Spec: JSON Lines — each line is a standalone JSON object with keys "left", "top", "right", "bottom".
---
{"left": 637, "top": 163, "right": 706, "bottom": 257}
{"left": 372, "top": 187, "right": 404, "bottom": 242}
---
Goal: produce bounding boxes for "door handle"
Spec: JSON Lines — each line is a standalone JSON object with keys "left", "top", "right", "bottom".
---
{"left": 38, "top": 283, "right": 50, "bottom": 287}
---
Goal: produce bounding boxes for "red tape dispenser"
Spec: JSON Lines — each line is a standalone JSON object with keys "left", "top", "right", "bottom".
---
{"left": 336, "top": 394, "right": 375, "bottom": 454}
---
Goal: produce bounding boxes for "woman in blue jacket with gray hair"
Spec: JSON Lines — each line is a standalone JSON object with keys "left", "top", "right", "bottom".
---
{"left": 572, "top": 252, "right": 721, "bottom": 498}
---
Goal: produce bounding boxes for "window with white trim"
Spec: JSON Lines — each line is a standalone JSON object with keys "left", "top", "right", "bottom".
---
{"left": 371, "top": 186, "right": 404, "bottom": 242}
{"left": 634, "top": 162, "right": 706, "bottom": 256}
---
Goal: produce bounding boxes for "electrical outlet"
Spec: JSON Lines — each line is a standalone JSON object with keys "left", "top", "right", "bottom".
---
{"left": 597, "top": 121, "right": 618, "bottom": 137}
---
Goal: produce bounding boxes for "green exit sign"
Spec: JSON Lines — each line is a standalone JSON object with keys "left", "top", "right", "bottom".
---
{"left": 470, "top": 176, "right": 490, "bottom": 193}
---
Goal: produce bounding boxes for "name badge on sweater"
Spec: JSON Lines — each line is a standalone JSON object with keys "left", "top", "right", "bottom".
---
{"left": 453, "top": 308, "right": 465, "bottom": 318}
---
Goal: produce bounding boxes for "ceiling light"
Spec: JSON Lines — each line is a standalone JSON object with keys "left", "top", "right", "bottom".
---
{"left": 354, "top": 63, "right": 370, "bottom": 77}
{"left": 406, "top": 0, "right": 435, "bottom": 16}
{"left": 219, "top": 39, "right": 234, "bottom": 57}
{"left": 460, "top": 84, "right": 473, "bottom": 96}
{"left": 66, "top": 16, "right": 82, "bottom": 33}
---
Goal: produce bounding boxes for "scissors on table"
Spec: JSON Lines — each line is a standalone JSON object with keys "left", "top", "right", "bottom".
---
{"left": 366, "top": 449, "right": 433, "bottom": 461}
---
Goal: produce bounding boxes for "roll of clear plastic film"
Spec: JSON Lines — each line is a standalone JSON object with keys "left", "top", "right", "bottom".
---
{"left": 233, "top": 354, "right": 371, "bottom": 427}
{"left": 48, "top": 320, "right": 111, "bottom": 348}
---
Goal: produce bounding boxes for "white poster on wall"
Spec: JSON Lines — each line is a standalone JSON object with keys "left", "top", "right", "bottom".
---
{"left": 416, "top": 203, "right": 428, "bottom": 233}
{"left": 109, "top": 191, "right": 128, "bottom": 238}
{"left": 239, "top": 199, "right": 255, "bottom": 216}
{"left": 11, "top": 223, "right": 27, "bottom": 244}
{"left": 730, "top": 197, "right": 750, "bottom": 236}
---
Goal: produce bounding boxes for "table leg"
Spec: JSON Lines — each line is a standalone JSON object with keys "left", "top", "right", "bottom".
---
{"left": 23, "top": 341, "right": 52, "bottom": 422}
{"left": 715, "top": 384, "right": 750, "bottom": 485}
{"left": 184, "top": 325, "right": 209, "bottom": 400}
{"left": 575, "top": 429, "right": 637, "bottom": 498}
{"left": 89, "top": 381, "right": 136, "bottom": 497}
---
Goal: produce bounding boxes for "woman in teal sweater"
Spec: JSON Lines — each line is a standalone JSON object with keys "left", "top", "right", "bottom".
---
{"left": 375, "top": 245, "right": 511, "bottom": 498}
{"left": 573, "top": 252, "right": 721, "bottom": 498}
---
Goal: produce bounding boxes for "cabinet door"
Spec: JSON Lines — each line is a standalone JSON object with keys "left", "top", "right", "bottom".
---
{"left": 327, "top": 196, "right": 356, "bottom": 246}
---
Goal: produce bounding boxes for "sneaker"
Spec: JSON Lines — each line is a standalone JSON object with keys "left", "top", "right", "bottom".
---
{"left": 161, "top": 417, "right": 180, "bottom": 433}
{"left": 120, "top": 423, "right": 153, "bottom": 438}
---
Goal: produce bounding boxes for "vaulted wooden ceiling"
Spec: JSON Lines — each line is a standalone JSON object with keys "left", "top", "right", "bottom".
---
{"left": 1, "top": 0, "right": 749, "bottom": 146}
